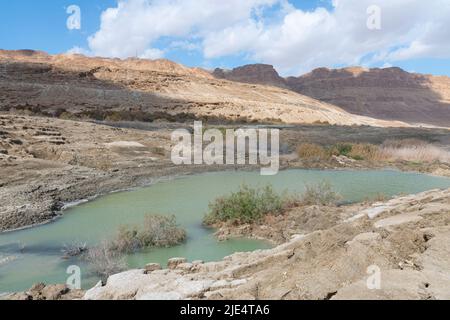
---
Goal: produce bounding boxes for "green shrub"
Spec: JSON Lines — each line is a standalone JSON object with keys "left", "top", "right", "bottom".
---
{"left": 109, "top": 215, "right": 186, "bottom": 254}
{"left": 301, "top": 181, "right": 341, "bottom": 206}
{"left": 330, "top": 143, "right": 353, "bottom": 157}
{"left": 204, "top": 185, "right": 288, "bottom": 225}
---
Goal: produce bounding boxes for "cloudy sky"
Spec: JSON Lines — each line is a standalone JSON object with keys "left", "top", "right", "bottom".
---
{"left": 1, "top": 0, "right": 449, "bottom": 76}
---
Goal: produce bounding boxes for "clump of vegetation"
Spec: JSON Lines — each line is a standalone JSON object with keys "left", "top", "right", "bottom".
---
{"left": 347, "top": 143, "right": 380, "bottom": 161}
{"left": 297, "top": 143, "right": 328, "bottom": 160}
{"left": 61, "top": 241, "right": 88, "bottom": 258}
{"left": 108, "top": 215, "right": 187, "bottom": 254}
{"left": 297, "top": 142, "right": 379, "bottom": 162}
{"left": 296, "top": 139, "right": 450, "bottom": 164}
{"left": 81, "top": 215, "right": 186, "bottom": 280}
{"left": 378, "top": 139, "right": 450, "bottom": 163}
{"left": 84, "top": 241, "right": 127, "bottom": 281}
{"left": 204, "top": 185, "right": 290, "bottom": 225}
{"left": 330, "top": 143, "right": 353, "bottom": 157}
{"left": 300, "top": 181, "right": 342, "bottom": 206}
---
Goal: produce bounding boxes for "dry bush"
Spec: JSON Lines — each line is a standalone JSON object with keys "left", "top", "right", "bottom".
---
{"left": 140, "top": 215, "right": 187, "bottom": 248}
{"left": 348, "top": 143, "right": 380, "bottom": 161}
{"left": 84, "top": 241, "right": 127, "bottom": 281}
{"left": 61, "top": 241, "right": 87, "bottom": 258}
{"left": 301, "top": 181, "right": 342, "bottom": 206}
{"left": 297, "top": 143, "right": 328, "bottom": 160}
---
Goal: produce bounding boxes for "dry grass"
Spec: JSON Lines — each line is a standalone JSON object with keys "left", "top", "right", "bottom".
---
{"left": 297, "top": 143, "right": 328, "bottom": 160}
{"left": 347, "top": 143, "right": 380, "bottom": 161}
{"left": 295, "top": 139, "right": 450, "bottom": 164}
{"left": 378, "top": 139, "right": 450, "bottom": 163}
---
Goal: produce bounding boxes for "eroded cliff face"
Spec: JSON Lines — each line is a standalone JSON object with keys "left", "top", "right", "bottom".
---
{"left": 213, "top": 64, "right": 288, "bottom": 88}
{"left": 212, "top": 64, "right": 450, "bottom": 127}
{"left": 287, "top": 67, "right": 450, "bottom": 127}
{"left": 0, "top": 50, "right": 403, "bottom": 127}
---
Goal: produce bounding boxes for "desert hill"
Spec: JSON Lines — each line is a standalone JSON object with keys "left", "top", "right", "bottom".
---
{"left": 0, "top": 50, "right": 402, "bottom": 127}
{"left": 213, "top": 64, "right": 450, "bottom": 127}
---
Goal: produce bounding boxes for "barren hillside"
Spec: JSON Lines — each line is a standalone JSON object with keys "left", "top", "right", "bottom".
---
{"left": 0, "top": 50, "right": 402, "bottom": 127}
{"left": 213, "top": 64, "right": 450, "bottom": 127}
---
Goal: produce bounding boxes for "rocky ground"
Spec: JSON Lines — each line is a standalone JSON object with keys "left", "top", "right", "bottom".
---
{"left": 0, "top": 113, "right": 229, "bottom": 231}
{"left": 80, "top": 188, "right": 450, "bottom": 300}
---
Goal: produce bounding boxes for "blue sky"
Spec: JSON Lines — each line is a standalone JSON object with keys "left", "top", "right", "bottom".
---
{"left": 1, "top": 0, "right": 449, "bottom": 76}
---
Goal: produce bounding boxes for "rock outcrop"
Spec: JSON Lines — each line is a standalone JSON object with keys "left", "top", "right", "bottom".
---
{"left": 213, "top": 64, "right": 287, "bottom": 88}
{"left": 6, "top": 283, "right": 84, "bottom": 300}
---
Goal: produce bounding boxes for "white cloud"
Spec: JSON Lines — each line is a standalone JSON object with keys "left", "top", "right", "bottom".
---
{"left": 67, "top": 46, "right": 92, "bottom": 56}
{"left": 139, "top": 48, "right": 165, "bottom": 59}
{"left": 82, "top": 0, "right": 450, "bottom": 75}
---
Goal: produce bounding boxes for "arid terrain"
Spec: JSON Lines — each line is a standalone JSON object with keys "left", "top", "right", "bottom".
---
{"left": 214, "top": 64, "right": 450, "bottom": 127}
{"left": 1, "top": 50, "right": 450, "bottom": 300}
{"left": 0, "top": 50, "right": 405, "bottom": 127}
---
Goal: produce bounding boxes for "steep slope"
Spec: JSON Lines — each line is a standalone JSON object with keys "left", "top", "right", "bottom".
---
{"left": 213, "top": 64, "right": 450, "bottom": 127}
{"left": 0, "top": 50, "right": 402, "bottom": 127}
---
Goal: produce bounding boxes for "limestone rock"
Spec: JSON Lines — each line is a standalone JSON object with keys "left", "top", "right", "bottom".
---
{"left": 167, "top": 257, "right": 187, "bottom": 269}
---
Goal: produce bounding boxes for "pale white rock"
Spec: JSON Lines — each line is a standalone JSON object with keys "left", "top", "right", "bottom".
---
{"left": 375, "top": 213, "right": 423, "bottom": 228}
{"left": 176, "top": 262, "right": 193, "bottom": 271}
{"left": 230, "top": 279, "right": 247, "bottom": 287}
{"left": 168, "top": 257, "right": 187, "bottom": 269}
{"left": 137, "top": 292, "right": 183, "bottom": 300}
{"left": 145, "top": 263, "right": 162, "bottom": 273}
{"left": 351, "top": 232, "right": 381, "bottom": 244}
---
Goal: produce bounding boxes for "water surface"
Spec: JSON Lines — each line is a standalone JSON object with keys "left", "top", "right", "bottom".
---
{"left": 1, "top": 169, "right": 450, "bottom": 293}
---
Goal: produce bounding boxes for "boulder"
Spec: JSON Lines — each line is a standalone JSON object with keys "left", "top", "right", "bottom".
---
{"left": 145, "top": 263, "right": 162, "bottom": 273}
{"left": 167, "top": 257, "right": 187, "bottom": 269}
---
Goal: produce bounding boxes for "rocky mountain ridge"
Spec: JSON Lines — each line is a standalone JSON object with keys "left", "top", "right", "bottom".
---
{"left": 213, "top": 64, "right": 450, "bottom": 127}
{"left": 0, "top": 50, "right": 404, "bottom": 127}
